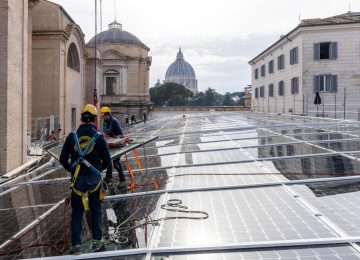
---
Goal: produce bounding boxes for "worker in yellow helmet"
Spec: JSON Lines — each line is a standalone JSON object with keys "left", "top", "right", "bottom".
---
{"left": 100, "top": 106, "right": 127, "bottom": 189}
{"left": 59, "top": 104, "right": 111, "bottom": 254}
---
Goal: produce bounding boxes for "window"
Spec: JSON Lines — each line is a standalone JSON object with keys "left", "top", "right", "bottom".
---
{"left": 261, "top": 65, "right": 266, "bottom": 77}
{"left": 286, "top": 145, "right": 295, "bottom": 156}
{"left": 260, "top": 86, "right": 265, "bottom": 97}
{"left": 291, "top": 77, "right": 299, "bottom": 94}
{"left": 270, "top": 147, "right": 275, "bottom": 157}
{"left": 268, "top": 83, "right": 274, "bottom": 97}
{"left": 314, "top": 75, "right": 337, "bottom": 92}
{"left": 277, "top": 146, "right": 283, "bottom": 157}
{"left": 254, "top": 68, "right": 259, "bottom": 79}
{"left": 255, "top": 88, "right": 259, "bottom": 98}
{"left": 278, "top": 81, "right": 284, "bottom": 96}
{"left": 277, "top": 54, "right": 285, "bottom": 70}
{"left": 67, "top": 43, "right": 80, "bottom": 72}
{"left": 268, "top": 60, "right": 274, "bottom": 74}
{"left": 301, "top": 158, "right": 312, "bottom": 174}
{"left": 106, "top": 77, "right": 117, "bottom": 95}
{"left": 290, "top": 47, "right": 298, "bottom": 65}
{"left": 314, "top": 42, "right": 337, "bottom": 60}
{"left": 260, "top": 138, "right": 266, "bottom": 145}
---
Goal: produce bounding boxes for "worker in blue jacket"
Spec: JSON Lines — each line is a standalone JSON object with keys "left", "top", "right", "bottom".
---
{"left": 59, "top": 104, "right": 111, "bottom": 255}
{"left": 100, "top": 106, "right": 127, "bottom": 189}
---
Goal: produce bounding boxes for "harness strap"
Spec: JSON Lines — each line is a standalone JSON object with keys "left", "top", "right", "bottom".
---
{"left": 71, "top": 131, "right": 103, "bottom": 210}
{"left": 72, "top": 180, "right": 102, "bottom": 211}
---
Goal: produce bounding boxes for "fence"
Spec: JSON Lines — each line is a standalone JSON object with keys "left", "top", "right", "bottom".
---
{"left": 154, "top": 106, "right": 250, "bottom": 112}
{"left": 29, "top": 116, "right": 61, "bottom": 147}
{"left": 254, "top": 88, "right": 360, "bottom": 120}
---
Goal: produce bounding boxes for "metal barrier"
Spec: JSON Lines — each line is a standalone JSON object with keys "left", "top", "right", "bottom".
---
{"left": 253, "top": 88, "right": 360, "bottom": 120}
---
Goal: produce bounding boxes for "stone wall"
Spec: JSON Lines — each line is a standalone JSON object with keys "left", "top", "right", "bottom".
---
{"left": 251, "top": 31, "right": 302, "bottom": 114}
{"left": 0, "top": 0, "right": 28, "bottom": 174}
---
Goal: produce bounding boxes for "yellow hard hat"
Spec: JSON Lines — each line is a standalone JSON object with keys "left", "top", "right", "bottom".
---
{"left": 100, "top": 106, "right": 111, "bottom": 117}
{"left": 81, "top": 104, "right": 98, "bottom": 116}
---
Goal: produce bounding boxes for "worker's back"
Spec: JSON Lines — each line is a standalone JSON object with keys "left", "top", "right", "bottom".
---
{"left": 59, "top": 123, "right": 111, "bottom": 189}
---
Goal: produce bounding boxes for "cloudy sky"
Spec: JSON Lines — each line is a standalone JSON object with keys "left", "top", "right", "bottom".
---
{"left": 53, "top": 0, "right": 360, "bottom": 94}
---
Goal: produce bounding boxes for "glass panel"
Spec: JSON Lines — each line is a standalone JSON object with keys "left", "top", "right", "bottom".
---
{"left": 4, "top": 112, "right": 360, "bottom": 259}
{"left": 153, "top": 245, "right": 360, "bottom": 260}
{"left": 155, "top": 188, "right": 335, "bottom": 248}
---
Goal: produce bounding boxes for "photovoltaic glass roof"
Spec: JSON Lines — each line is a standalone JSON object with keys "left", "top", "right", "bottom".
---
{"left": 1, "top": 112, "right": 360, "bottom": 259}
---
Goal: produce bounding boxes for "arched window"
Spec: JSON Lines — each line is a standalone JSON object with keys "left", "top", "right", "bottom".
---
{"left": 67, "top": 43, "right": 80, "bottom": 72}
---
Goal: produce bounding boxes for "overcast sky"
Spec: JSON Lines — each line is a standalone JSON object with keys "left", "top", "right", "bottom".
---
{"left": 53, "top": 0, "right": 360, "bottom": 94}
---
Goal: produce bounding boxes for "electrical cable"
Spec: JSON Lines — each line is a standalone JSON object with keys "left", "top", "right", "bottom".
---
{"left": 107, "top": 199, "right": 209, "bottom": 246}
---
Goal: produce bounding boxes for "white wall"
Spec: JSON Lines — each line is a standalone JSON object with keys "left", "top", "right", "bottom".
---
{"left": 302, "top": 24, "right": 360, "bottom": 119}
{"left": 251, "top": 23, "right": 360, "bottom": 119}
{"left": 251, "top": 32, "right": 302, "bottom": 114}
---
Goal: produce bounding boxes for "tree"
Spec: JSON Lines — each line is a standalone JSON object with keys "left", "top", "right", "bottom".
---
{"left": 189, "top": 92, "right": 206, "bottom": 106}
{"left": 204, "top": 88, "right": 216, "bottom": 106}
{"left": 223, "top": 92, "right": 232, "bottom": 106}
{"left": 149, "top": 82, "right": 193, "bottom": 106}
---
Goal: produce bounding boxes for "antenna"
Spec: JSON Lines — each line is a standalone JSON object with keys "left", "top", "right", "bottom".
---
{"left": 100, "top": 0, "right": 103, "bottom": 32}
{"left": 349, "top": 3, "right": 351, "bottom": 12}
{"left": 114, "top": 0, "right": 117, "bottom": 21}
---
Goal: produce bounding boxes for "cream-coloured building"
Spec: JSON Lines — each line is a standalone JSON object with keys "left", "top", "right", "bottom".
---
{"left": 87, "top": 21, "right": 152, "bottom": 121}
{"left": 0, "top": 0, "right": 37, "bottom": 174}
{"left": 249, "top": 12, "right": 360, "bottom": 119}
{"left": 0, "top": 0, "right": 151, "bottom": 174}
{"left": 31, "top": 0, "right": 88, "bottom": 133}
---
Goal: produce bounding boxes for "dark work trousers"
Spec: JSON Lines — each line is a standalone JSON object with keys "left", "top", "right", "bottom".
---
{"left": 71, "top": 185, "right": 103, "bottom": 246}
{"left": 106, "top": 156, "right": 126, "bottom": 182}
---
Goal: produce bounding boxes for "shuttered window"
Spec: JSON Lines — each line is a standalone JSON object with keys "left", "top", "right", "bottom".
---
{"left": 254, "top": 68, "right": 259, "bottom": 79}
{"left": 278, "top": 81, "right": 284, "bottom": 96}
{"left": 313, "top": 75, "right": 337, "bottom": 92}
{"left": 260, "top": 86, "right": 265, "bottom": 97}
{"left": 290, "top": 47, "right": 298, "bottom": 65}
{"left": 268, "top": 60, "right": 274, "bottom": 74}
{"left": 261, "top": 65, "right": 266, "bottom": 77}
{"left": 255, "top": 88, "right": 259, "bottom": 98}
{"left": 268, "top": 84, "right": 274, "bottom": 97}
{"left": 277, "top": 55, "right": 285, "bottom": 70}
{"left": 291, "top": 77, "right": 299, "bottom": 94}
{"left": 314, "top": 42, "right": 338, "bottom": 60}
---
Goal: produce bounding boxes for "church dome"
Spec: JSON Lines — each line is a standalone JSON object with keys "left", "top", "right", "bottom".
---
{"left": 165, "top": 48, "right": 196, "bottom": 79}
{"left": 87, "top": 21, "right": 149, "bottom": 50}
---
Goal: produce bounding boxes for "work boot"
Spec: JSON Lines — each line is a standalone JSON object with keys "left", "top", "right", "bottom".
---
{"left": 91, "top": 240, "right": 106, "bottom": 252}
{"left": 70, "top": 245, "right": 82, "bottom": 255}
{"left": 117, "top": 181, "right": 127, "bottom": 189}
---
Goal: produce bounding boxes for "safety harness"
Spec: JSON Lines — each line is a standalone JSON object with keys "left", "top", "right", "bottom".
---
{"left": 70, "top": 131, "right": 103, "bottom": 211}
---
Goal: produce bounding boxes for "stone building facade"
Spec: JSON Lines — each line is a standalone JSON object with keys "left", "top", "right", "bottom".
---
{"left": 249, "top": 12, "right": 360, "bottom": 119}
{"left": 31, "top": 0, "right": 88, "bottom": 133}
{"left": 0, "top": 0, "right": 37, "bottom": 174}
{"left": 87, "top": 21, "right": 152, "bottom": 122}
{"left": 0, "top": 0, "right": 151, "bottom": 174}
